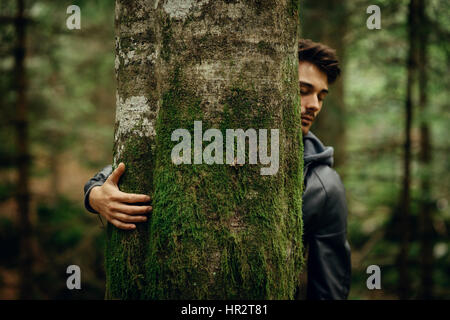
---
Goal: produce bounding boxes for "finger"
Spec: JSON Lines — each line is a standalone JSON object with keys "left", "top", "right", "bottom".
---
{"left": 109, "top": 218, "right": 136, "bottom": 230}
{"left": 114, "top": 203, "right": 152, "bottom": 215}
{"left": 115, "top": 190, "right": 151, "bottom": 203}
{"left": 112, "top": 212, "right": 148, "bottom": 223}
{"left": 108, "top": 162, "right": 125, "bottom": 186}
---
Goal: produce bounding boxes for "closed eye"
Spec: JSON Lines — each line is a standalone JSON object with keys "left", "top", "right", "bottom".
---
{"left": 318, "top": 92, "right": 327, "bottom": 102}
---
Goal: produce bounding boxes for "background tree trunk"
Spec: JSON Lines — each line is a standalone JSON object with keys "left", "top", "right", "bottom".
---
{"left": 107, "top": 0, "right": 304, "bottom": 299}
{"left": 13, "top": 0, "right": 33, "bottom": 300}
{"left": 397, "top": 0, "right": 419, "bottom": 300}
{"left": 417, "top": 0, "right": 434, "bottom": 300}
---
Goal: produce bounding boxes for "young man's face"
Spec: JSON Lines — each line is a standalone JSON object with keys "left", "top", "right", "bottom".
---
{"left": 299, "top": 61, "right": 329, "bottom": 136}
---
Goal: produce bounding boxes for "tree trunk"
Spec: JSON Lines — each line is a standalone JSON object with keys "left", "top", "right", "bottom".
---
{"left": 107, "top": 0, "right": 304, "bottom": 299}
{"left": 14, "top": 0, "right": 33, "bottom": 300}
{"left": 417, "top": 0, "right": 433, "bottom": 300}
{"left": 398, "top": 0, "right": 419, "bottom": 300}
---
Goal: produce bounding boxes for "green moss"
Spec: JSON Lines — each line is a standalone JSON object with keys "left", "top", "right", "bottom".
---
{"left": 141, "top": 66, "right": 303, "bottom": 299}
{"left": 257, "top": 41, "right": 276, "bottom": 56}
{"left": 105, "top": 130, "right": 154, "bottom": 299}
{"left": 221, "top": 86, "right": 272, "bottom": 131}
{"left": 288, "top": 0, "right": 301, "bottom": 17}
{"left": 161, "top": 17, "right": 173, "bottom": 62}
{"left": 250, "top": 0, "right": 275, "bottom": 15}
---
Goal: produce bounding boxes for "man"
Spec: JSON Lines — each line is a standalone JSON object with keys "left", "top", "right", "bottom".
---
{"left": 83, "top": 39, "right": 351, "bottom": 299}
{"left": 295, "top": 39, "right": 351, "bottom": 299}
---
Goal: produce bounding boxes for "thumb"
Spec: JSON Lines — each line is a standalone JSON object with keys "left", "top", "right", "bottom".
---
{"left": 108, "top": 162, "right": 125, "bottom": 186}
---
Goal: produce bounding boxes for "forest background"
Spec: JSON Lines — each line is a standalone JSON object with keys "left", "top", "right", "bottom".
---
{"left": 0, "top": 0, "right": 448, "bottom": 299}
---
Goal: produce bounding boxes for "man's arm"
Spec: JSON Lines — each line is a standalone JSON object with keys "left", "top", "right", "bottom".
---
{"left": 83, "top": 163, "right": 153, "bottom": 230}
{"left": 306, "top": 168, "right": 351, "bottom": 300}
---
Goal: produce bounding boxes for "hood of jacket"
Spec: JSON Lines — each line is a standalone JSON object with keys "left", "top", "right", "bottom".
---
{"left": 303, "top": 131, "right": 334, "bottom": 168}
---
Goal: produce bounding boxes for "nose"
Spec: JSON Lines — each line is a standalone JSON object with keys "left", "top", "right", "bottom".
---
{"left": 301, "top": 95, "right": 320, "bottom": 114}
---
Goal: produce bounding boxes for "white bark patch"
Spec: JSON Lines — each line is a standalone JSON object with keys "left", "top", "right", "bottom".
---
{"left": 115, "top": 55, "right": 120, "bottom": 71}
{"left": 124, "top": 50, "right": 135, "bottom": 65}
{"left": 117, "top": 37, "right": 154, "bottom": 67}
{"left": 113, "top": 144, "right": 125, "bottom": 168}
{"left": 127, "top": 50, "right": 135, "bottom": 60}
{"left": 163, "top": 0, "right": 210, "bottom": 20}
{"left": 226, "top": 3, "right": 245, "bottom": 19}
{"left": 115, "top": 2, "right": 120, "bottom": 21}
{"left": 147, "top": 50, "right": 158, "bottom": 64}
{"left": 194, "top": 61, "right": 226, "bottom": 81}
{"left": 115, "top": 94, "right": 156, "bottom": 142}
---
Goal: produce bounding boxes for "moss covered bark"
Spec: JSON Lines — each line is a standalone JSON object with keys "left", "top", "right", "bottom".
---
{"left": 108, "top": 0, "right": 303, "bottom": 299}
{"left": 106, "top": 0, "right": 158, "bottom": 299}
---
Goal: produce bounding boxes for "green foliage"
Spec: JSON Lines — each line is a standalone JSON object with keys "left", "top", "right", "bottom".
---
{"left": 34, "top": 197, "right": 106, "bottom": 299}
{"left": 0, "top": 0, "right": 113, "bottom": 299}
{"left": 301, "top": 0, "right": 450, "bottom": 299}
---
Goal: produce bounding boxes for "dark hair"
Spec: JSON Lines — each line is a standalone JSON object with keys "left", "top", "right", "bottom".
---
{"left": 298, "top": 39, "right": 341, "bottom": 84}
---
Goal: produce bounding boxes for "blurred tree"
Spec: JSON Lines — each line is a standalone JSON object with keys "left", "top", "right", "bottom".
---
{"left": 0, "top": 0, "right": 115, "bottom": 299}
{"left": 107, "top": 0, "right": 304, "bottom": 299}
{"left": 397, "top": 0, "right": 420, "bottom": 300}
{"left": 12, "top": 0, "right": 33, "bottom": 300}
{"left": 417, "top": 0, "right": 434, "bottom": 300}
{"left": 339, "top": 0, "right": 449, "bottom": 299}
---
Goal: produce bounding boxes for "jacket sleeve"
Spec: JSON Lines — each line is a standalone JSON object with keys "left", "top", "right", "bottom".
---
{"left": 83, "top": 165, "right": 113, "bottom": 214}
{"left": 306, "top": 168, "right": 351, "bottom": 300}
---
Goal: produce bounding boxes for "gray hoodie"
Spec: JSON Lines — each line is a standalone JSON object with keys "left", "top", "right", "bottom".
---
{"left": 300, "top": 131, "right": 351, "bottom": 300}
{"left": 304, "top": 131, "right": 334, "bottom": 168}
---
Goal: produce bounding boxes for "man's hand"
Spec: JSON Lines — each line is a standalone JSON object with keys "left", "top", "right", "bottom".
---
{"left": 89, "top": 162, "right": 152, "bottom": 230}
